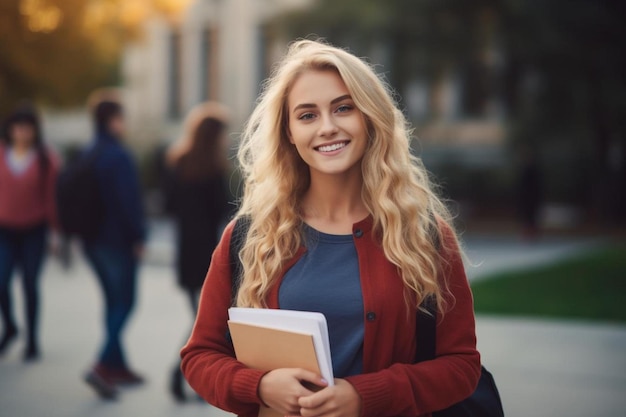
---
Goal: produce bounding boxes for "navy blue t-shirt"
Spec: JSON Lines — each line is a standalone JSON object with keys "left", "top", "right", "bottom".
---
{"left": 279, "top": 225, "right": 364, "bottom": 378}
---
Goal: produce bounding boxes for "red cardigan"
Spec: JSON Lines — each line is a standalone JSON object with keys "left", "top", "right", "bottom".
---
{"left": 181, "top": 217, "right": 480, "bottom": 417}
{"left": 0, "top": 145, "right": 59, "bottom": 230}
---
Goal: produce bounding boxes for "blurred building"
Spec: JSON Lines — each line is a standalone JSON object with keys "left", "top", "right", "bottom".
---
{"left": 117, "top": 0, "right": 512, "bottom": 218}
{"left": 36, "top": 0, "right": 617, "bottom": 227}
{"left": 121, "top": 0, "right": 312, "bottom": 146}
{"left": 39, "top": 0, "right": 505, "bottom": 158}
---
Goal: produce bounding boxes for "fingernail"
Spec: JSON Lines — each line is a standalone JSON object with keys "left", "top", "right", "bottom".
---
{"left": 320, "top": 378, "right": 328, "bottom": 384}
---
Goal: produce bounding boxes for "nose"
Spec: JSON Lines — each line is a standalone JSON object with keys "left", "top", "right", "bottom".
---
{"left": 318, "top": 113, "right": 339, "bottom": 137}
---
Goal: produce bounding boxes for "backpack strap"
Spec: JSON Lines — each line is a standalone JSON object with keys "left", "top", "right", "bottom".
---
{"left": 415, "top": 298, "right": 437, "bottom": 362}
{"left": 229, "top": 216, "right": 250, "bottom": 306}
{"left": 415, "top": 213, "right": 441, "bottom": 362}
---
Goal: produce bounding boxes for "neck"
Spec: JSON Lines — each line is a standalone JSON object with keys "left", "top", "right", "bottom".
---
{"left": 302, "top": 169, "right": 369, "bottom": 234}
{"left": 97, "top": 129, "right": 118, "bottom": 142}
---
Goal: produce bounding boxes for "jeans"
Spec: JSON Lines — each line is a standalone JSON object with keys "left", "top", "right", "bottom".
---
{"left": 84, "top": 244, "right": 138, "bottom": 369}
{"left": 0, "top": 224, "right": 47, "bottom": 350}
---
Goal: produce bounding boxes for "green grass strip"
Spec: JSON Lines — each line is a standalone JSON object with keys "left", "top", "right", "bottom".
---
{"left": 471, "top": 243, "right": 626, "bottom": 323}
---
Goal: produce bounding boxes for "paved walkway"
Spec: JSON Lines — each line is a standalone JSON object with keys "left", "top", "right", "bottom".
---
{"left": 462, "top": 234, "right": 603, "bottom": 282}
{"left": 0, "top": 225, "right": 623, "bottom": 417}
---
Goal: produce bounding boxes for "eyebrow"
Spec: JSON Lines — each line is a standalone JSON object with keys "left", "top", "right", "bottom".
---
{"left": 292, "top": 94, "right": 352, "bottom": 112}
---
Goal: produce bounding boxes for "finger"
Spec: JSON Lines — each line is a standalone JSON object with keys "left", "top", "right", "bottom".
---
{"left": 298, "top": 387, "right": 330, "bottom": 410}
{"left": 292, "top": 369, "right": 328, "bottom": 388}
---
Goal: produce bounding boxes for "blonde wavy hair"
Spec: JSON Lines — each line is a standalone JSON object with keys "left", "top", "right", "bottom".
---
{"left": 235, "top": 39, "right": 457, "bottom": 313}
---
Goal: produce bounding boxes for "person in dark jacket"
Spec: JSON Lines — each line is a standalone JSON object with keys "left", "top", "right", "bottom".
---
{"left": 82, "top": 96, "right": 147, "bottom": 400}
{"left": 164, "top": 102, "right": 232, "bottom": 401}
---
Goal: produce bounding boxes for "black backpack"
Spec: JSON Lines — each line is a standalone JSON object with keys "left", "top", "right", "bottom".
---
{"left": 56, "top": 145, "right": 105, "bottom": 241}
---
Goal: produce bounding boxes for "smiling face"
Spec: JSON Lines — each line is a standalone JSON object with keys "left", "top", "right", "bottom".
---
{"left": 287, "top": 69, "right": 368, "bottom": 180}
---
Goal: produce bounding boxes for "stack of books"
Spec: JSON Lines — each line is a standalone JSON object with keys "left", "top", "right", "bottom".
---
{"left": 228, "top": 307, "right": 334, "bottom": 417}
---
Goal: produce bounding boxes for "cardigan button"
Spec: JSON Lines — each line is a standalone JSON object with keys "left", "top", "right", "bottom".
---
{"left": 366, "top": 311, "right": 376, "bottom": 322}
{"left": 354, "top": 229, "right": 364, "bottom": 238}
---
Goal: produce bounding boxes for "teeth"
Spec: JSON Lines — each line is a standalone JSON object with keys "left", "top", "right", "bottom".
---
{"left": 318, "top": 142, "right": 347, "bottom": 152}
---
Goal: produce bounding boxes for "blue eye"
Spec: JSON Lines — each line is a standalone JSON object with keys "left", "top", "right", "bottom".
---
{"left": 336, "top": 104, "right": 353, "bottom": 113}
{"left": 298, "top": 113, "right": 315, "bottom": 120}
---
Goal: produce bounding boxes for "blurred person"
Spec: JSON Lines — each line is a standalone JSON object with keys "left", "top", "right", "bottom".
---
{"left": 164, "top": 102, "right": 233, "bottom": 401}
{"left": 0, "top": 103, "right": 59, "bottom": 362}
{"left": 516, "top": 144, "right": 543, "bottom": 240}
{"left": 81, "top": 96, "right": 147, "bottom": 399}
{"left": 181, "top": 40, "right": 479, "bottom": 417}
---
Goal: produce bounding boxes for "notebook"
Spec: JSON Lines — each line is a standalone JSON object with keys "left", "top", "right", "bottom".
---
{"left": 227, "top": 308, "right": 334, "bottom": 417}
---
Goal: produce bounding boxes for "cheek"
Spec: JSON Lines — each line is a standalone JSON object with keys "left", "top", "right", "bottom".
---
{"left": 287, "top": 122, "right": 307, "bottom": 146}
{"left": 291, "top": 138, "right": 307, "bottom": 157}
{"left": 351, "top": 117, "right": 368, "bottom": 139}
{"left": 288, "top": 132, "right": 313, "bottom": 162}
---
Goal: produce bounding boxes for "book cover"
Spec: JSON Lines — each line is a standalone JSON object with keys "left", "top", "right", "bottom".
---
{"left": 228, "top": 307, "right": 334, "bottom": 384}
{"left": 227, "top": 321, "right": 321, "bottom": 374}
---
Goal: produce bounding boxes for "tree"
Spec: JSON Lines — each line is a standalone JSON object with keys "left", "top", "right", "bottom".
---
{"left": 0, "top": 0, "right": 111, "bottom": 115}
{"left": 0, "top": 0, "right": 192, "bottom": 116}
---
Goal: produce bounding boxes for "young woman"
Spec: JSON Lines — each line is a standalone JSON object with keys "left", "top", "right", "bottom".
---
{"left": 164, "top": 102, "right": 232, "bottom": 401}
{"left": 0, "top": 104, "right": 59, "bottom": 361}
{"left": 181, "top": 40, "right": 480, "bottom": 417}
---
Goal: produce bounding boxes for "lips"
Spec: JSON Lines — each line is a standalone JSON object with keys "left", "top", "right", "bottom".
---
{"left": 315, "top": 140, "right": 350, "bottom": 153}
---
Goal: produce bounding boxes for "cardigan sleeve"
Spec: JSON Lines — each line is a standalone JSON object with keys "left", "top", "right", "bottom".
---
{"left": 345, "top": 222, "right": 481, "bottom": 417}
{"left": 180, "top": 220, "right": 266, "bottom": 416}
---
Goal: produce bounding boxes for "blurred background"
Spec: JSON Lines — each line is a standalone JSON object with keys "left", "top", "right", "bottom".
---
{"left": 1, "top": 1, "right": 625, "bottom": 417}
{"left": 2, "top": 0, "right": 625, "bottom": 232}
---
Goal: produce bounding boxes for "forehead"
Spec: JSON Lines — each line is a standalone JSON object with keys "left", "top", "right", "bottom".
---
{"left": 10, "top": 120, "right": 35, "bottom": 128}
{"left": 287, "top": 70, "right": 350, "bottom": 109}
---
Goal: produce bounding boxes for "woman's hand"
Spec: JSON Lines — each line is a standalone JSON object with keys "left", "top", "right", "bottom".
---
{"left": 297, "top": 379, "right": 361, "bottom": 417}
{"left": 258, "top": 368, "right": 328, "bottom": 416}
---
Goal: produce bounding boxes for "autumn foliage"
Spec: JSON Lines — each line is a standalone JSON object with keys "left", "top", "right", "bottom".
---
{"left": 0, "top": 0, "right": 192, "bottom": 115}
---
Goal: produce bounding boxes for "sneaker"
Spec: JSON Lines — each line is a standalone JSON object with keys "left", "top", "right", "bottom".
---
{"left": 170, "top": 367, "right": 186, "bottom": 402}
{"left": 105, "top": 367, "right": 145, "bottom": 387}
{"left": 23, "top": 344, "right": 40, "bottom": 362}
{"left": 0, "top": 326, "right": 18, "bottom": 356}
{"left": 84, "top": 367, "right": 118, "bottom": 400}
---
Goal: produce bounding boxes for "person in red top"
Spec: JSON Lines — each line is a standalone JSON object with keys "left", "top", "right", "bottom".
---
{"left": 0, "top": 104, "right": 59, "bottom": 361}
{"left": 181, "top": 40, "right": 480, "bottom": 417}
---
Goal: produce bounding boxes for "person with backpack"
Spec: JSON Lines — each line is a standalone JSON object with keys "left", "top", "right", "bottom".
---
{"left": 180, "top": 40, "right": 481, "bottom": 417}
{"left": 0, "top": 103, "right": 59, "bottom": 362}
{"left": 77, "top": 96, "right": 147, "bottom": 399}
